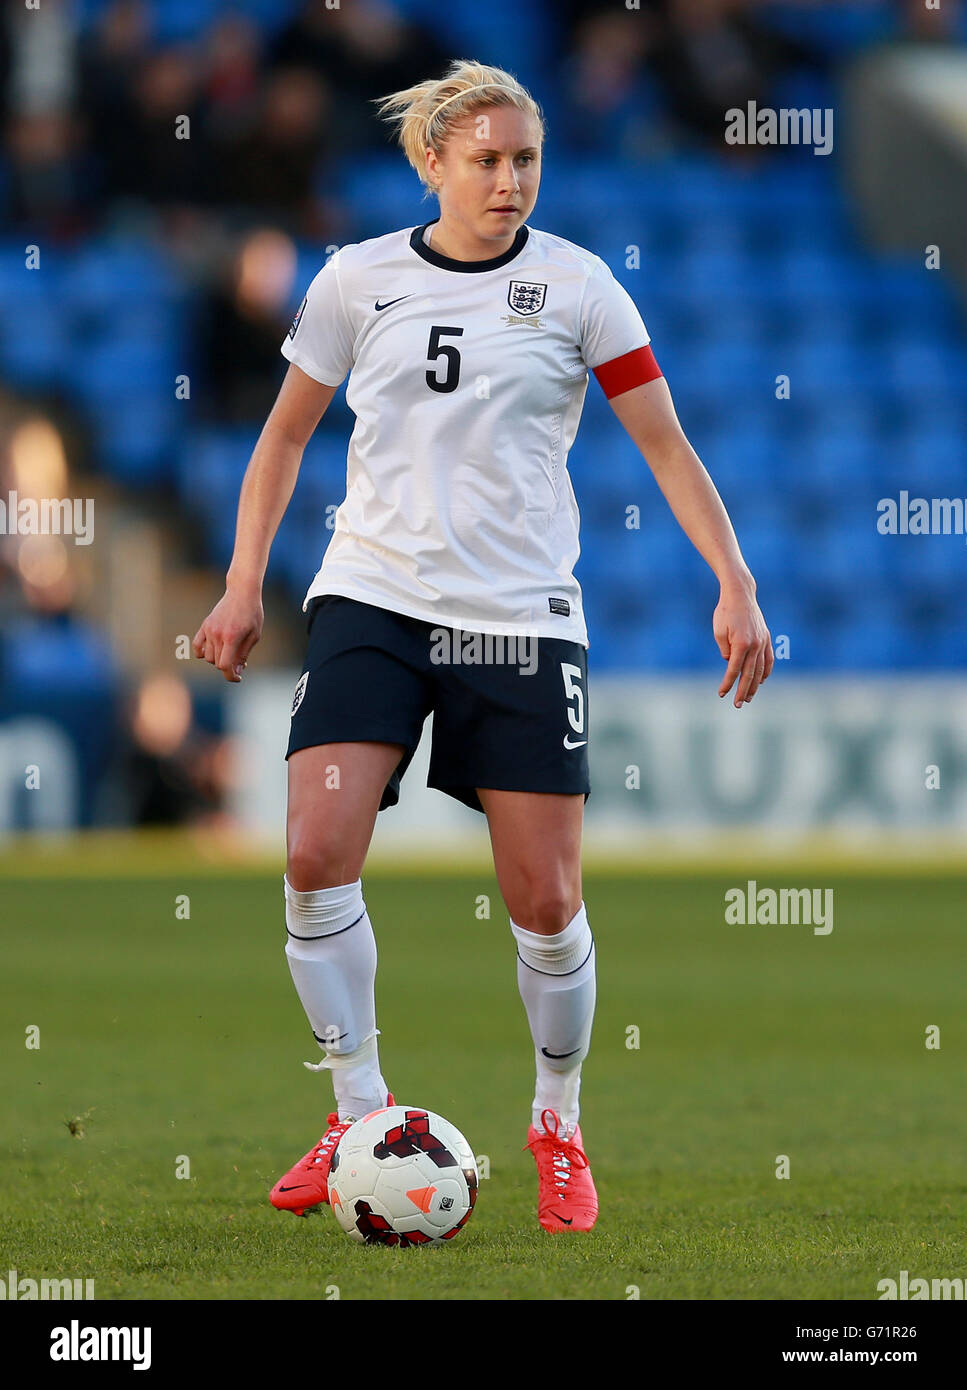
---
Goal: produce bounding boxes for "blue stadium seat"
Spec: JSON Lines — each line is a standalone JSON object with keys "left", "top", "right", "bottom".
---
{"left": 151, "top": 0, "right": 221, "bottom": 42}
{"left": 883, "top": 339, "right": 966, "bottom": 396}
{"left": 757, "top": 1, "right": 895, "bottom": 52}
{"left": 230, "top": 0, "right": 303, "bottom": 35}
{"left": 64, "top": 240, "right": 179, "bottom": 312}
{"left": 890, "top": 532, "right": 964, "bottom": 599}
{"left": 669, "top": 247, "right": 769, "bottom": 301}
{"left": 403, "top": 0, "right": 545, "bottom": 81}
{"left": 823, "top": 611, "right": 904, "bottom": 669}
{"left": 331, "top": 157, "right": 432, "bottom": 242}
{"left": 708, "top": 426, "right": 781, "bottom": 494}
{"left": 91, "top": 393, "right": 179, "bottom": 487}
{"left": 178, "top": 429, "right": 252, "bottom": 514}
{"left": 0, "top": 250, "right": 67, "bottom": 386}
{"left": 4, "top": 614, "right": 117, "bottom": 692}
{"left": 0, "top": 313, "right": 70, "bottom": 389}
{"left": 734, "top": 522, "right": 791, "bottom": 591}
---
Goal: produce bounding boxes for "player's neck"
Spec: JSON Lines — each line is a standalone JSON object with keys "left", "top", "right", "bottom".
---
{"left": 428, "top": 216, "right": 518, "bottom": 264}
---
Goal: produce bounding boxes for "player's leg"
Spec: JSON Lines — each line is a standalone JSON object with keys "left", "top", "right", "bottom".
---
{"left": 285, "top": 740, "right": 403, "bottom": 1117}
{"left": 271, "top": 741, "right": 403, "bottom": 1215}
{"left": 271, "top": 596, "right": 433, "bottom": 1215}
{"left": 426, "top": 628, "right": 596, "bottom": 1227}
{"left": 286, "top": 739, "right": 404, "bottom": 890}
{"left": 478, "top": 787, "right": 584, "bottom": 934}
{"left": 480, "top": 787, "right": 592, "bottom": 1126}
{"left": 479, "top": 788, "right": 598, "bottom": 1231}
{"left": 281, "top": 595, "right": 430, "bottom": 1116}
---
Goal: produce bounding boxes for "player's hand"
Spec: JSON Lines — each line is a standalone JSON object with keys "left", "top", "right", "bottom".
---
{"left": 192, "top": 586, "right": 264, "bottom": 683}
{"left": 713, "top": 581, "right": 773, "bottom": 708}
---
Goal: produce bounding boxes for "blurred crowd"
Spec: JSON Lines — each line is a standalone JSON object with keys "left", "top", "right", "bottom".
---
{"left": 2, "top": 0, "right": 958, "bottom": 430}
{"left": 1, "top": 0, "right": 962, "bottom": 431}
{"left": 1, "top": 0, "right": 961, "bottom": 247}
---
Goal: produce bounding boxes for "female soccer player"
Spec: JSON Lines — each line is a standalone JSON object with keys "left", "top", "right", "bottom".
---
{"left": 193, "top": 60, "right": 773, "bottom": 1234}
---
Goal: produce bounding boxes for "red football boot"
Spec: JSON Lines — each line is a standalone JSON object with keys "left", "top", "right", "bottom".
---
{"left": 270, "top": 1093, "right": 394, "bottom": 1216}
{"left": 524, "top": 1107, "right": 598, "bottom": 1232}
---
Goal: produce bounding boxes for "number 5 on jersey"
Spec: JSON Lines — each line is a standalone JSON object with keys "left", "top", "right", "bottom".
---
{"left": 426, "top": 325, "right": 464, "bottom": 393}
{"left": 561, "top": 663, "right": 587, "bottom": 749}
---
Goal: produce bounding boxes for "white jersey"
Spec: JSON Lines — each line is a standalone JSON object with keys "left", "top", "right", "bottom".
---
{"left": 280, "top": 220, "right": 651, "bottom": 646}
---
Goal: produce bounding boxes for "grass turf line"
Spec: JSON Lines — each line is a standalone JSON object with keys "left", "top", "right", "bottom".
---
{"left": 1, "top": 873, "right": 965, "bottom": 1299}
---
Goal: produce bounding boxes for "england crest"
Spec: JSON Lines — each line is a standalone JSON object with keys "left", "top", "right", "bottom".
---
{"left": 291, "top": 671, "right": 309, "bottom": 717}
{"left": 507, "top": 280, "right": 547, "bottom": 316}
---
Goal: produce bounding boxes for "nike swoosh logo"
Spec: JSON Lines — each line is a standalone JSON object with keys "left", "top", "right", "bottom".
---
{"left": 312, "top": 1031, "right": 348, "bottom": 1044}
{"left": 374, "top": 295, "right": 413, "bottom": 312}
{"left": 541, "top": 1046, "right": 581, "bottom": 1059}
{"left": 277, "top": 1184, "right": 311, "bottom": 1193}
{"left": 549, "top": 1212, "right": 573, "bottom": 1225}
{"left": 562, "top": 736, "right": 587, "bottom": 750}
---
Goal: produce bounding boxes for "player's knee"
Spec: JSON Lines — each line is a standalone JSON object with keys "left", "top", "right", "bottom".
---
{"left": 510, "top": 882, "right": 580, "bottom": 935}
{"left": 286, "top": 835, "right": 362, "bottom": 893}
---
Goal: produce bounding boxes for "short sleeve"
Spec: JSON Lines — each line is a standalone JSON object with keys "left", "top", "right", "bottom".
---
{"left": 280, "top": 253, "right": 356, "bottom": 387}
{"left": 578, "top": 256, "right": 650, "bottom": 371}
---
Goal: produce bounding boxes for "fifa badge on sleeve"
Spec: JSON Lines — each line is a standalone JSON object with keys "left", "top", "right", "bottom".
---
{"left": 288, "top": 295, "right": 308, "bottom": 340}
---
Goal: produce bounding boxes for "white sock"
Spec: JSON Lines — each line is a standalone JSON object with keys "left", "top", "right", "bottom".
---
{"left": 284, "top": 876, "right": 388, "bottom": 1121}
{"left": 511, "top": 903, "right": 596, "bottom": 1133}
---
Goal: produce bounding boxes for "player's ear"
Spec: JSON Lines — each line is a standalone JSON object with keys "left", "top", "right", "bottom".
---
{"left": 424, "top": 146, "right": 438, "bottom": 188}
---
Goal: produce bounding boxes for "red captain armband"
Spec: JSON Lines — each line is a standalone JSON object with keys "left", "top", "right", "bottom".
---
{"left": 592, "top": 345, "right": 662, "bottom": 400}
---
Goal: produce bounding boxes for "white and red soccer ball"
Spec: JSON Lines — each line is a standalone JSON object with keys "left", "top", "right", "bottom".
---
{"left": 328, "top": 1106, "right": 478, "bottom": 1247}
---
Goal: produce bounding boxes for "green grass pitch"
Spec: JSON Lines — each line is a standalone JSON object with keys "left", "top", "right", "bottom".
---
{"left": 2, "top": 863, "right": 965, "bottom": 1300}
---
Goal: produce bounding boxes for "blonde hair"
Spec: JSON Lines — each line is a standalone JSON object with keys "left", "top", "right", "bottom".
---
{"left": 374, "top": 59, "right": 545, "bottom": 195}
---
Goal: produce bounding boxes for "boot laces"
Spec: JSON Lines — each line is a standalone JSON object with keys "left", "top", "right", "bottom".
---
{"left": 302, "top": 1114, "right": 351, "bottom": 1169}
{"left": 523, "top": 1109, "right": 589, "bottom": 1195}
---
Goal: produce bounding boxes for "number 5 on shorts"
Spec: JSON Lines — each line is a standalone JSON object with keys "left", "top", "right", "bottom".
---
{"left": 561, "top": 662, "right": 585, "bottom": 738}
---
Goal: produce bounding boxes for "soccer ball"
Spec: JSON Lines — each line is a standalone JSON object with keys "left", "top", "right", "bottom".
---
{"left": 328, "top": 1105, "right": 478, "bottom": 1247}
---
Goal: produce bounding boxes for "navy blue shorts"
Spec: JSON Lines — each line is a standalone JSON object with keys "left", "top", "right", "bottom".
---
{"left": 286, "top": 595, "right": 591, "bottom": 814}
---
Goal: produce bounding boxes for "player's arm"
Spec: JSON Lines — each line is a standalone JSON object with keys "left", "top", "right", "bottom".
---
{"left": 192, "top": 364, "right": 337, "bottom": 683}
{"left": 605, "top": 373, "right": 774, "bottom": 707}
